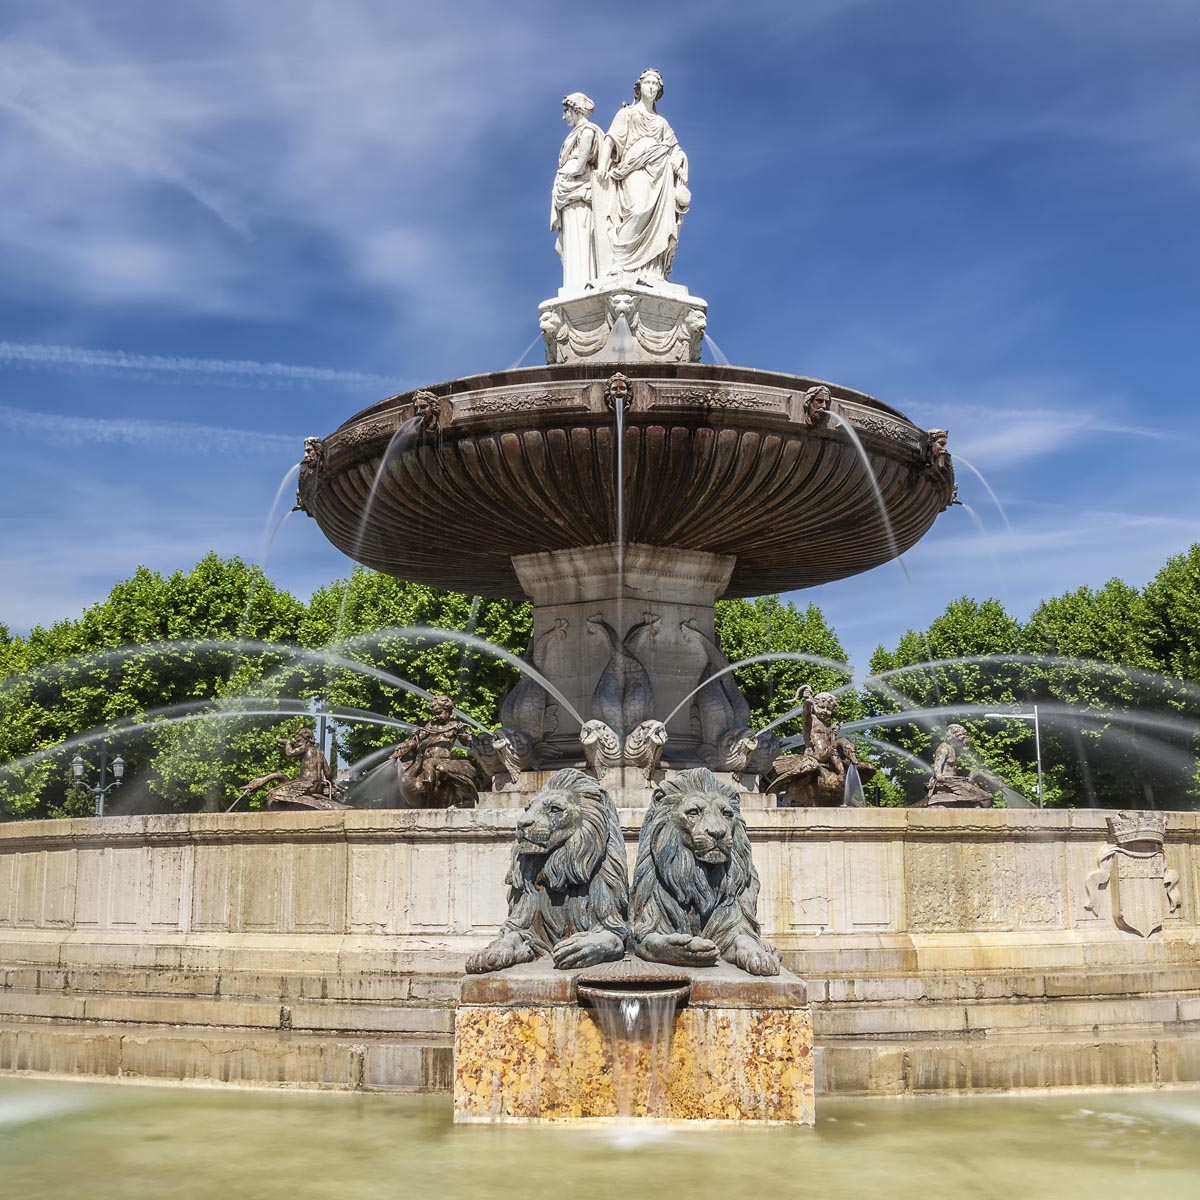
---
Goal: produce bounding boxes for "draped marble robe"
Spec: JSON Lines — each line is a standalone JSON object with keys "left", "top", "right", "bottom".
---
{"left": 551, "top": 118, "right": 603, "bottom": 290}
{"left": 601, "top": 103, "right": 689, "bottom": 279}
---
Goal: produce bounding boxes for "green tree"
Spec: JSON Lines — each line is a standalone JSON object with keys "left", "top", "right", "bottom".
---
{"left": 298, "top": 568, "right": 531, "bottom": 769}
{"left": 865, "top": 597, "right": 1030, "bottom": 804}
{"left": 0, "top": 555, "right": 306, "bottom": 818}
{"left": 714, "top": 595, "right": 856, "bottom": 730}
{"left": 1023, "top": 579, "right": 1196, "bottom": 809}
{"left": 1143, "top": 545, "right": 1200, "bottom": 683}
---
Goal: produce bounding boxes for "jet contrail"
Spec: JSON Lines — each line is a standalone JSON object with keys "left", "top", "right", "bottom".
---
{"left": 0, "top": 341, "right": 395, "bottom": 391}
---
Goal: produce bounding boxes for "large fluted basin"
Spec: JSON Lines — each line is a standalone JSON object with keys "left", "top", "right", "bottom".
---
{"left": 304, "top": 363, "right": 955, "bottom": 598}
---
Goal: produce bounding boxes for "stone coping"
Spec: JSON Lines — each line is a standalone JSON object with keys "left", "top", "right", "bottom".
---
{"left": 459, "top": 956, "right": 807, "bottom": 1009}
{"left": 3, "top": 806, "right": 1197, "bottom": 850}
{"left": 334, "top": 362, "right": 910, "bottom": 429}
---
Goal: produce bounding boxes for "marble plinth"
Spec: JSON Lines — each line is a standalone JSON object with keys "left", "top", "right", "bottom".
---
{"left": 453, "top": 959, "right": 813, "bottom": 1124}
{"left": 538, "top": 280, "right": 707, "bottom": 364}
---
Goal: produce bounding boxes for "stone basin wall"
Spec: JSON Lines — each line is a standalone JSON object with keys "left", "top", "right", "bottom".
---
{"left": 1, "top": 806, "right": 1198, "bottom": 1094}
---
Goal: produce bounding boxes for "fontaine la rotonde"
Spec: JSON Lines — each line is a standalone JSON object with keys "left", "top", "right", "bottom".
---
{"left": 1, "top": 70, "right": 1197, "bottom": 1112}
{"left": 295, "top": 69, "right": 935, "bottom": 1124}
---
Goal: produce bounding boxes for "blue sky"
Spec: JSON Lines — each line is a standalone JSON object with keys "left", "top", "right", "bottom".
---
{"left": 1, "top": 0, "right": 1197, "bottom": 672}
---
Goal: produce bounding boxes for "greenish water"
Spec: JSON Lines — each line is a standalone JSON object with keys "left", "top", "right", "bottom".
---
{"left": 2, "top": 1079, "right": 1200, "bottom": 1200}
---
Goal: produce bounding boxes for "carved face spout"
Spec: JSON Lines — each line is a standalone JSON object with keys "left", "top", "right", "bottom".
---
{"left": 677, "top": 792, "right": 735, "bottom": 864}
{"left": 609, "top": 293, "right": 636, "bottom": 320}
{"left": 515, "top": 789, "right": 579, "bottom": 854}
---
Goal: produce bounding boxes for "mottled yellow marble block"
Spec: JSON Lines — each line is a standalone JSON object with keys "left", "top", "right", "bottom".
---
{"left": 453, "top": 961, "right": 814, "bottom": 1125}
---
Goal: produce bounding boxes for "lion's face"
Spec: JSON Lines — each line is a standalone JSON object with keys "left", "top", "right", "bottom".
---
{"left": 671, "top": 790, "right": 736, "bottom": 864}
{"left": 515, "top": 789, "right": 582, "bottom": 855}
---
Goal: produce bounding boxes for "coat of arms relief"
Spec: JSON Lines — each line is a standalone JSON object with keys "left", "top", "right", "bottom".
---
{"left": 1084, "top": 811, "right": 1182, "bottom": 938}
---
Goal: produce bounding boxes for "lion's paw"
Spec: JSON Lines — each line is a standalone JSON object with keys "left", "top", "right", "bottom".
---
{"left": 551, "top": 929, "right": 624, "bottom": 969}
{"left": 637, "top": 932, "right": 720, "bottom": 968}
{"left": 465, "top": 931, "right": 537, "bottom": 974}
{"left": 727, "top": 934, "right": 781, "bottom": 977}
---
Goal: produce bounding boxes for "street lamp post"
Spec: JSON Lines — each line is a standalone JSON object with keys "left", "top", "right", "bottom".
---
{"left": 313, "top": 696, "right": 336, "bottom": 774}
{"left": 70, "top": 747, "right": 125, "bottom": 817}
{"left": 983, "top": 705, "right": 1044, "bottom": 808}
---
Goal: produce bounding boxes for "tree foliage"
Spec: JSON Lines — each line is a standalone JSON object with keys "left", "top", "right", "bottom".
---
{"left": 865, "top": 566, "right": 1200, "bottom": 808}
{"left": 4, "top": 543, "right": 1200, "bottom": 816}
{"left": 714, "top": 595, "right": 857, "bottom": 729}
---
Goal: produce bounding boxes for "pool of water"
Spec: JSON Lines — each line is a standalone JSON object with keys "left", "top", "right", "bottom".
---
{"left": 2, "top": 1079, "right": 1199, "bottom": 1199}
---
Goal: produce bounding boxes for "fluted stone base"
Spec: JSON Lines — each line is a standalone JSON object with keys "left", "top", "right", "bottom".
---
{"left": 507, "top": 542, "right": 741, "bottom": 764}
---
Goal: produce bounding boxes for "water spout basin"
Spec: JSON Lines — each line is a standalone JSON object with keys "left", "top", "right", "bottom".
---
{"left": 576, "top": 979, "right": 691, "bottom": 1010}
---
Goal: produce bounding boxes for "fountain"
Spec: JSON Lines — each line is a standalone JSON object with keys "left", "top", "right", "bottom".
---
{"left": 3, "top": 69, "right": 1200, "bottom": 1118}
{"left": 297, "top": 84, "right": 953, "bottom": 789}
{"left": 283, "top": 71, "right": 957, "bottom": 1124}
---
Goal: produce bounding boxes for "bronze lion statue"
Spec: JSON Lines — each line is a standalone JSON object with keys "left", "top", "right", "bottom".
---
{"left": 465, "top": 768, "right": 630, "bottom": 973}
{"left": 631, "top": 767, "right": 780, "bottom": 976}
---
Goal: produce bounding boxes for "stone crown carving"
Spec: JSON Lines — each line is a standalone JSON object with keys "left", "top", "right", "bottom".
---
{"left": 1108, "top": 811, "right": 1166, "bottom": 846}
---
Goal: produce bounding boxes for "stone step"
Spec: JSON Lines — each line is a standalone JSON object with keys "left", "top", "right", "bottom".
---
{"left": 0, "top": 1018, "right": 454, "bottom": 1092}
{"left": 4, "top": 980, "right": 1195, "bottom": 1044}
{"left": 1, "top": 965, "right": 461, "bottom": 1004}
{"left": 0, "top": 989, "right": 455, "bottom": 1035}
{"left": 816, "top": 1026, "right": 1200, "bottom": 1095}
{"left": 813, "top": 993, "right": 1194, "bottom": 1038}
{"left": 6, "top": 1012, "right": 1200, "bottom": 1098}
{"left": 808, "top": 966, "right": 1200, "bottom": 1005}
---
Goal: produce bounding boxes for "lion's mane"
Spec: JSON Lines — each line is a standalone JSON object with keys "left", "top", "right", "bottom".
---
{"left": 502, "top": 768, "right": 630, "bottom": 955}
{"left": 631, "top": 767, "right": 763, "bottom": 955}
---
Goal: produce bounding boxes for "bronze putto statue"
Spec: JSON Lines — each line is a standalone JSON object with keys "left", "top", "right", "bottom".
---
{"left": 915, "top": 723, "right": 1018, "bottom": 808}
{"left": 390, "top": 695, "right": 481, "bottom": 808}
{"left": 236, "top": 726, "right": 348, "bottom": 812}
{"left": 771, "top": 684, "right": 876, "bottom": 806}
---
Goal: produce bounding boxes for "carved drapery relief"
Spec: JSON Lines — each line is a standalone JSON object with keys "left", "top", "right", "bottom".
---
{"left": 646, "top": 386, "right": 778, "bottom": 412}
{"left": 459, "top": 391, "right": 583, "bottom": 417}
{"left": 540, "top": 292, "right": 706, "bottom": 364}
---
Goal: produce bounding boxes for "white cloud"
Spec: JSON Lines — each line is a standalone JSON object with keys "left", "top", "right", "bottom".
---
{"left": 0, "top": 341, "right": 393, "bottom": 390}
{"left": 0, "top": 404, "right": 298, "bottom": 456}
{"left": 949, "top": 408, "right": 1168, "bottom": 470}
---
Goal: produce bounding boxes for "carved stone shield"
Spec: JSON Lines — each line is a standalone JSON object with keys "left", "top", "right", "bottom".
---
{"left": 1110, "top": 848, "right": 1168, "bottom": 938}
{"left": 1084, "top": 812, "right": 1182, "bottom": 939}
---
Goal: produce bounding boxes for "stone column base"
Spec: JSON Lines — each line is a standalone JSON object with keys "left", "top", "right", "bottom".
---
{"left": 505, "top": 543, "right": 741, "bottom": 766}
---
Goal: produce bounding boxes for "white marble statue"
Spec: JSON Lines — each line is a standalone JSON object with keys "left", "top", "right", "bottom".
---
{"left": 596, "top": 68, "right": 690, "bottom": 281}
{"left": 551, "top": 92, "right": 603, "bottom": 291}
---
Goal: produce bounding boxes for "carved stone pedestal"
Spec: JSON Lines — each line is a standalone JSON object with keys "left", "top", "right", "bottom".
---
{"left": 454, "top": 958, "right": 814, "bottom": 1124}
{"left": 538, "top": 279, "right": 708, "bottom": 365}
{"left": 504, "top": 542, "right": 746, "bottom": 767}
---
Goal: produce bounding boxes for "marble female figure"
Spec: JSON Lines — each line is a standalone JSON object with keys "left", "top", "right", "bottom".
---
{"left": 597, "top": 68, "right": 690, "bottom": 280}
{"left": 551, "top": 93, "right": 603, "bottom": 291}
